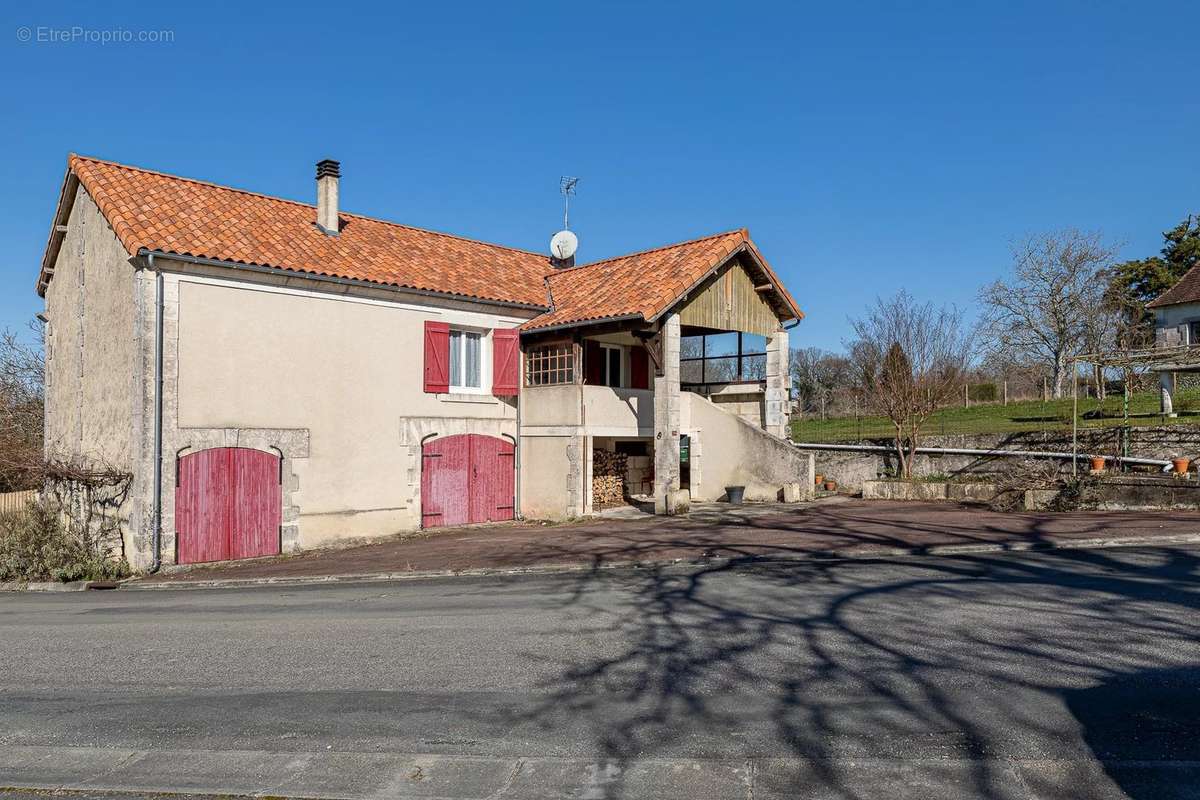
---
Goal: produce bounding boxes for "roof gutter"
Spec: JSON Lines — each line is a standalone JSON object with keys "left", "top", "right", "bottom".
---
{"left": 519, "top": 312, "right": 646, "bottom": 336}
{"left": 136, "top": 249, "right": 551, "bottom": 312}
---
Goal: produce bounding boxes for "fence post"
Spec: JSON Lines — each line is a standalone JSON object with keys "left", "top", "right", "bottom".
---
{"left": 964, "top": 383, "right": 969, "bottom": 408}
{"left": 1003, "top": 381, "right": 1008, "bottom": 406}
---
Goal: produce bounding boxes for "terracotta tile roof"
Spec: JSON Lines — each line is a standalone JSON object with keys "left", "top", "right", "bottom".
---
{"left": 522, "top": 229, "right": 802, "bottom": 331}
{"left": 38, "top": 155, "right": 803, "bottom": 330}
{"left": 1148, "top": 264, "right": 1200, "bottom": 308}
{"left": 44, "top": 155, "right": 553, "bottom": 306}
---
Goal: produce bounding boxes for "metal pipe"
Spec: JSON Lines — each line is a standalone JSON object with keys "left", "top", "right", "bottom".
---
{"left": 136, "top": 249, "right": 550, "bottom": 312}
{"left": 149, "top": 255, "right": 163, "bottom": 573}
{"left": 508, "top": 397, "right": 522, "bottom": 521}
{"left": 1072, "top": 359, "right": 1079, "bottom": 479}
{"left": 790, "top": 441, "right": 1172, "bottom": 469}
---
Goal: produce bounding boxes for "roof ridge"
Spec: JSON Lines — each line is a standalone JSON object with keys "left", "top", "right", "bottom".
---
{"left": 548, "top": 228, "right": 747, "bottom": 278}
{"left": 68, "top": 153, "right": 550, "bottom": 260}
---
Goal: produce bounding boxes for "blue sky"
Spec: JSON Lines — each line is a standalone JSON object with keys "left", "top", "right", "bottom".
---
{"left": 1, "top": 0, "right": 1197, "bottom": 351}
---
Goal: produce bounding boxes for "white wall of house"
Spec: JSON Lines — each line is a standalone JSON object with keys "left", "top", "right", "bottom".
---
{"left": 1156, "top": 304, "right": 1200, "bottom": 345}
{"left": 169, "top": 272, "right": 529, "bottom": 551}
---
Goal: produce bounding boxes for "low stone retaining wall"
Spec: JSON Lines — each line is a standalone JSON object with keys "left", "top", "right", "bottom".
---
{"left": 1023, "top": 475, "right": 1200, "bottom": 511}
{"left": 862, "top": 480, "right": 998, "bottom": 503}
{"left": 808, "top": 427, "right": 1200, "bottom": 493}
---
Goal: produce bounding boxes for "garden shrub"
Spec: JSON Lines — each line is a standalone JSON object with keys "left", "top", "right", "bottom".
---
{"left": 0, "top": 500, "right": 129, "bottom": 583}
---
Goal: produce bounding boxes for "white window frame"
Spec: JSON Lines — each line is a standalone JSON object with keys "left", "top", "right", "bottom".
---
{"left": 449, "top": 326, "right": 491, "bottom": 395}
{"left": 599, "top": 343, "right": 624, "bottom": 388}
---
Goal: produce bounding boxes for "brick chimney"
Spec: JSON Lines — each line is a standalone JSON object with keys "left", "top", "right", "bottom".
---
{"left": 316, "top": 159, "right": 340, "bottom": 235}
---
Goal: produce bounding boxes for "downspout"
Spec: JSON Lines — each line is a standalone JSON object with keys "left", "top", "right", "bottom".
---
{"left": 149, "top": 255, "right": 164, "bottom": 573}
{"left": 511, "top": 367, "right": 522, "bottom": 520}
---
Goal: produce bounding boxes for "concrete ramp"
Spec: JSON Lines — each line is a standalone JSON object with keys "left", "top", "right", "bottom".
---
{"left": 683, "top": 391, "right": 814, "bottom": 502}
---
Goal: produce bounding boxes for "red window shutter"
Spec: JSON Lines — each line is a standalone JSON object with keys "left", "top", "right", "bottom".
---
{"left": 423, "top": 321, "right": 450, "bottom": 393}
{"left": 630, "top": 345, "right": 649, "bottom": 390}
{"left": 492, "top": 328, "right": 519, "bottom": 397}
{"left": 584, "top": 340, "right": 603, "bottom": 385}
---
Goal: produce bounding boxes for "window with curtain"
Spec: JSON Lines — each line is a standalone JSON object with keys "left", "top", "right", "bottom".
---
{"left": 449, "top": 329, "right": 482, "bottom": 389}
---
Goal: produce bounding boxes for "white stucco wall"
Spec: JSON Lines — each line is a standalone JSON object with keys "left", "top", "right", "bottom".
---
{"left": 1156, "top": 304, "right": 1200, "bottom": 345}
{"left": 684, "top": 392, "right": 813, "bottom": 502}
{"left": 172, "top": 274, "right": 528, "bottom": 548}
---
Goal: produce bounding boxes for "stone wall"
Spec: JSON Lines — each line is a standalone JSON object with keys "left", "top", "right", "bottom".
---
{"left": 625, "top": 454, "right": 653, "bottom": 496}
{"left": 43, "top": 185, "right": 138, "bottom": 469}
{"left": 42, "top": 185, "right": 142, "bottom": 564}
{"left": 811, "top": 427, "right": 1200, "bottom": 493}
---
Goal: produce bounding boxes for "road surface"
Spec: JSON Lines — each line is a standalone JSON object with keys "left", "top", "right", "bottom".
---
{"left": 3, "top": 545, "right": 1200, "bottom": 799}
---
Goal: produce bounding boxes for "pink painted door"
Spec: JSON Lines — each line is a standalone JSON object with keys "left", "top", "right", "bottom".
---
{"left": 421, "top": 435, "right": 470, "bottom": 528}
{"left": 422, "top": 434, "right": 515, "bottom": 528}
{"left": 229, "top": 448, "right": 283, "bottom": 560}
{"left": 176, "top": 447, "right": 281, "bottom": 564}
{"left": 468, "top": 435, "right": 515, "bottom": 523}
{"left": 176, "top": 448, "right": 231, "bottom": 565}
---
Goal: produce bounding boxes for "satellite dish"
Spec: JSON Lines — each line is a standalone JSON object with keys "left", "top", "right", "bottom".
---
{"left": 550, "top": 229, "right": 578, "bottom": 261}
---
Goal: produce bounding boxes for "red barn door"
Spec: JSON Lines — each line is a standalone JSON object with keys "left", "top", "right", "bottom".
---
{"left": 176, "top": 447, "right": 281, "bottom": 564}
{"left": 229, "top": 449, "right": 283, "bottom": 560}
{"left": 421, "top": 435, "right": 471, "bottom": 528}
{"left": 176, "top": 449, "right": 231, "bottom": 565}
{"left": 422, "top": 434, "right": 515, "bottom": 528}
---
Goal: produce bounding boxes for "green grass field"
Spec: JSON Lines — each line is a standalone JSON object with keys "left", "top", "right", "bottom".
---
{"left": 790, "top": 388, "right": 1200, "bottom": 442}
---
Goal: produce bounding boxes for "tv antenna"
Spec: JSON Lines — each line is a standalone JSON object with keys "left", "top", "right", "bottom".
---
{"left": 560, "top": 176, "right": 578, "bottom": 229}
{"left": 550, "top": 176, "right": 580, "bottom": 262}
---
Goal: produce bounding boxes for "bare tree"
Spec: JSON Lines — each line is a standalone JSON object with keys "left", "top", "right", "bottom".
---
{"left": 978, "top": 230, "right": 1119, "bottom": 398}
{"left": 791, "top": 347, "right": 854, "bottom": 417}
{"left": 849, "top": 292, "right": 974, "bottom": 479}
{"left": 0, "top": 323, "right": 45, "bottom": 492}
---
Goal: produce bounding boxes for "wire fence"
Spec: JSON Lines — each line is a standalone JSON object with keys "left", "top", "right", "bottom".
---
{"left": 791, "top": 387, "right": 1200, "bottom": 443}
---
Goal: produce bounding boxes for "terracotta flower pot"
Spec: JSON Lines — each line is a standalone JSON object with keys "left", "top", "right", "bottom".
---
{"left": 1173, "top": 457, "right": 1191, "bottom": 476}
{"left": 1090, "top": 456, "right": 1106, "bottom": 472}
{"left": 824, "top": 480, "right": 837, "bottom": 492}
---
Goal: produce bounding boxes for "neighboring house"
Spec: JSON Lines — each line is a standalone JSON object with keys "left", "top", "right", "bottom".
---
{"left": 1148, "top": 265, "right": 1200, "bottom": 414}
{"left": 37, "top": 154, "right": 810, "bottom": 569}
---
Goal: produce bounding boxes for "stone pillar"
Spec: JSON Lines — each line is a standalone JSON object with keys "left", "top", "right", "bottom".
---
{"left": 654, "top": 313, "right": 685, "bottom": 514}
{"left": 1161, "top": 371, "right": 1176, "bottom": 417}
{"left": 765, "top": 327, "right": 790, "bottom": 439}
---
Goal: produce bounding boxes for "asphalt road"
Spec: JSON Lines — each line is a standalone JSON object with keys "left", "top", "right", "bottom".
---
{"left": 3, "top": 545, "right": 1200, "bottom": 799}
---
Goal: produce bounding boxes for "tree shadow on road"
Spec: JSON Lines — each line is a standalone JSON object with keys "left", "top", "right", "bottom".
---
{"left": 492, "top": 538, "right": 1200, "bottom": 799}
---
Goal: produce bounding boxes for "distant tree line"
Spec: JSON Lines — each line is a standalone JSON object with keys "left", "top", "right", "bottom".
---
{"left": 793, "top": 213, "right": 1200, "bottom": 411}
{"left": 789, "top": 213, "right": 1199, "bottom": 477}
{"left": 0, "top": 324, "right": 44, "bottom": 492}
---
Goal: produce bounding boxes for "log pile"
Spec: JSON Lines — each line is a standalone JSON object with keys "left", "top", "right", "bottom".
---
{"left": 592, "top": 449, "right": 629, "bottom": 507}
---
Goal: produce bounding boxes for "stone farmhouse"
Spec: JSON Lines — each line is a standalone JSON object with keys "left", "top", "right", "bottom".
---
{"left": 1150, "top": 262, "right": 1200, "bottom": 414}
{"left": 36, "top": 155, "right": 810, "bottom": 569}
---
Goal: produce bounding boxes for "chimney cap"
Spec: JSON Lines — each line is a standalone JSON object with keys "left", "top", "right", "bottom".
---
{"left": 316, "top": 159, "right": 340, "bottom": 179}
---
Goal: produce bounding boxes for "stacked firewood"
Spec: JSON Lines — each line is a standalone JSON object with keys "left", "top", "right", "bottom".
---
{"left": 592, "top": 449, "right": 629, "bottom": 507}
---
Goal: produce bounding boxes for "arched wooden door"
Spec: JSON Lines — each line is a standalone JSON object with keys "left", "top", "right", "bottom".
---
{"left": 176, "top": 447, "right": 282, "bottom": 564}
{"left": 421, "top": 434, "right": 514, "bottom": 528}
